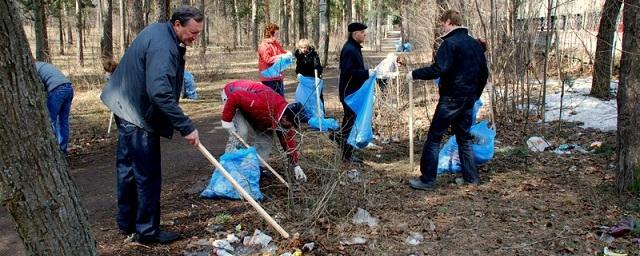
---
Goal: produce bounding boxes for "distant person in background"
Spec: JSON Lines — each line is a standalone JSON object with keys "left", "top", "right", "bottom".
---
{"left": 182, "top": 71, "right": 198, "bottom": 100}
{"left": 258, "top": 23, "right": 291, "bottom": 95}
{"left": 103, "top": 59, "right": 118, "bottom": 81}
{"left": 294, "top": 39, "right": 325, "bottom": 109}
{"left": 35, "top": 61, "right": 74, "bottom": 156}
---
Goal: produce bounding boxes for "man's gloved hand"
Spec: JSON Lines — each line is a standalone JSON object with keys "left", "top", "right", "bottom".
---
{"left": 296, "top": 73, "right": 303, "bottom": 79}
{"left": 294, "top": 165, "right": 307, "bottom": 182}
{"left": 221, "top": 121, "right": 235, "bottom": 133}
{"left": 405, "top": 71, "right": 414, "bottom": 82}
{"left": 368, "top": 69, "right": 375, "bottom": 77}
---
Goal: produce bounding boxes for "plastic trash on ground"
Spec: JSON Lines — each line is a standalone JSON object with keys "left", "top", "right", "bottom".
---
{"left": 243, "top": 229, "right": 272, "bottom": 248}
{"left": 200, "top": 147, "right": 263, "bottom": 201}
{"left": 340, "top": 236, "right": 367, "bottom": 245}
{"left": 527, "top": 136, "right": 551, "bottom": 152}
{"left": 345, "top": 73, "right": 377, "bottom": 148}
{"left": 405, "top": 232, "right": 424, "bottom": 246}
{"left": 352, "top": 208, "right": 379, "bottom": 228}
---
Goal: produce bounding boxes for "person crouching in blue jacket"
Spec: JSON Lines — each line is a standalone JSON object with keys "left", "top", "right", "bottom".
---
{"left": 35, "top": 61, "right": 74, "bottom": 156}
{"left": 405, "top": 10, "right": 489, "bottom": 191}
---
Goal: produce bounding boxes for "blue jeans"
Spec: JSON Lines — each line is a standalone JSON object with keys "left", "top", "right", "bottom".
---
{"left": 420, "top": 97, "right": 478, "bottom": 184}
{"left": 47, "top": 83, "right": 74, "bottom": 155}
{"left": 262, "top": 80, "right": 284, "bottom": 96}
{"left": 115, "top": 117, "right": 162, "bottom": 237}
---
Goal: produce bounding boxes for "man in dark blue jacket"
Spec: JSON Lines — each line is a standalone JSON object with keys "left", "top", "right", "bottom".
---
{"left": 100, "top": 7, "right": 203, "bottom": 244}
{"left": 406, "top": 10, "right": 489, "bottom": 190}
{"left": 337, "top": 22, "right": 374, "bottom": 163}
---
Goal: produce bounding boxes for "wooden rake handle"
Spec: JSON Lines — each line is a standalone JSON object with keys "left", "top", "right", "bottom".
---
{"left": 197, "top": 143, "right": 290, "bottom": 239}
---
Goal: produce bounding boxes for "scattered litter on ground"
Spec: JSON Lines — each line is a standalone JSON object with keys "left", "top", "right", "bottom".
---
{"left": 553, "top": 144, "right": 590, "bottom": 155}
{"left": 302, "top": 242, "right": 315, "bottom": 251}
{"left": 527, "top": 136, "right": 551, "bottom": 152}
{"left": 213, "top": 239, "right": 234, "bottom": 251}
{"left": 352, "top": 208, "right": 379, "bottom": 228}
{"left": 243, "top": 229, "right": 273, "bottom": 248}
{"left": 340, "top": 236, "right": 367, "bottom": 245}
{"left": 347, "top": 169, "right": 362, "bottom": 183}
{"left": 405, "top": 232, "right": 424, "bottom": 246}
{"left": 607, "top": 218, "right": 637, "bottom": 238}
{"left": 590, "top": 141, "right": 603, "bottom": 149}
{"left": 603, "top": 247, "right": 628, "bottom": 256}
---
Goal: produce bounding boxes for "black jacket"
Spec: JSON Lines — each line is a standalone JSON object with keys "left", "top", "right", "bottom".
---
{"left": 338, "top": 37, "right": 369, "bottom": 100}
{"left": 412, "top": 27, "right": 489, "bottom": 99}
{"left": 100, "top": 22, "right": 194, "bottom": 138}
{"left": 294, "top": 47, "right": 323, "bottom": 78}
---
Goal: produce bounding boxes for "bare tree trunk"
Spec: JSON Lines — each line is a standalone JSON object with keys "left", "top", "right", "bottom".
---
{"left": 232, "top": 0, "right": 240, "bottom": 48}
{"left": 319, "top": 0, "right": 329, "bottom": 67}
{"left": 181, "top": 0, "right": 190, "bottom": 6}
{"left": 97, "top": 0, "right": 103, "bottom": 30}
{"left": 265, "top": 0, "right": 271, "bottom": 23}
{"left": 65, "top": 4, "right": 73, "bottom": 45}
{"left": 101, "top": 0, "right": 114, "bottom": 60}
{"left": 591, "top": 0, "right": 622, "bottom": 99}
{"left": 128, "top": 0, "right": 144, "bottom": 39}
{"left": 75, "top": 0, "right": 84, "bottom": 66}
{"left": 350, "top": 0, "right": 355, "bottom": 22}
{"left": 291, "top": 0, "right": 296, "bottom": 41}
{"left": 282, "top": 0, "right": 289, "bottom": 46}
{"left": 298, "top": 0, "right": 305, "bottom": 40}
{"left": 58, "top": 2, "right": 64, "bottom": 55}
{"left": 615, "top": 0, "right": 640, "bottom": 193}
{"left": 251, "top": 0, "right": 258, "bottom": 50}
{"left": 375, "top": 0, "right": 383, "bottom": 52}
{"left": 199, "top": 0, "right": 206, "bottom": 56}
{"left": 156, "top": 0, "right": 171, "bottom": 22}
{"left": 143, "top": 0, "right": 150, "bottom": 25}
{"left": 34, "top": 0, "right": 50, "bottom": 62}
{"left": 0, "top": 1, "right": 97, "bottom": 254}
{"left": 312, "top": 0, "right": 320, "bottom": 47}
{"left": 120, "top": 0, "right": 127, "bottom": 53}
{"left": 541, "top": 0, "right": 555, "bottom": 124}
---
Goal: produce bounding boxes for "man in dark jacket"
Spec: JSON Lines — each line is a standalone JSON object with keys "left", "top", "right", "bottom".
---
{"left": 406, "top": 10, "right": 489, "bottom": 190}
{"left": 100, "top": 7, "right": 203, "bottom": 244}
{"left": 337, "top": 22, "right": 374, "bottom": 163}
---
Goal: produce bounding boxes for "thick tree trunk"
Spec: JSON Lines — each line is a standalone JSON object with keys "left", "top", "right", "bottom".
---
{"left": 591, "top": 0, "right": 622, "bottom": 99}
{"left": 75, "top": 0, "right": 84, "bottom": 66}
{"left": 128, "top": 0, "right": 144, "bottom": 39}
{"left": 0, "top": 1, "right": 97, "bottom": 255}
{"left": 319, "top": 0, "right": 329, "bottom": 67}
{"left": 101, "top": 0, "right": 114, "bottom": 60}
{"left": 34, "top": 0, "right": 50, "bottom": 62}
{"left": 615, "top": 0, "right": 640, "bottom": 193}
{"left": 156, "top": 0, "right": 171, "bottom": 22}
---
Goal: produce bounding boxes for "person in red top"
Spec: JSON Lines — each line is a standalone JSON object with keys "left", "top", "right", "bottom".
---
{"left": 258, "top": 23, "right": 291, "bottom": 96}
{"left": 220, "top": 80, "right": 307, "bottom": 182}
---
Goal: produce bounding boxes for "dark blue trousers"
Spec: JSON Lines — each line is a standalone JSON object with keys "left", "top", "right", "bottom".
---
{"left": 420, "top": 97, "right": 479, "bottom": 184}
{"left": 115, "top": 117, "right": 161, "bottom": 237}
{"left": 262, "top": 80, "right": 284, "bottom": 96}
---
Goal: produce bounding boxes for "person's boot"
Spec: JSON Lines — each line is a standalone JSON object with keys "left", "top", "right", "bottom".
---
{"left": 408, "top": 178, "right": 437, "bottom": 191}
{"left": 136, "top": 230, "right": 180, "bottom": 244}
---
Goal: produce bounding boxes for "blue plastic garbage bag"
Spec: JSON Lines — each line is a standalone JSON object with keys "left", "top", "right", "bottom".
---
{"left": 183, "top": 71, "right": 198, "bottom": 99}
{"left": 437, "top": 120, "right": 496, "bottom": 174}
{"left": 472, "top": 99, "right": 483, "bottom": 124}
{"left": 295, "top": 76, "right": 325, "bottom": 119}
{"left": 344, "top": 73, "right": 377, "bottom": 149}
{"left": 403, "top": 42, "right": 413, "bottom": 52}
{"left": 200, "top": 147, "right": 263, "bottom": 201}
{"left": 260, "top": 54, "right": 294, "bottom": 79}
{"left": 308, "top": 117, "right": 339, "bottom": 131}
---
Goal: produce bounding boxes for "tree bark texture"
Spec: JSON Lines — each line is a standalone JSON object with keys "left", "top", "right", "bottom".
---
{"left": 297, "top": 0, "right": 305, "bottom": 40}
{"left": 119, "top": 0, "right": 127, "bottom": 53}
{"left": 156, "top": 0, "right": 171, "bottom": 22}
{"left": 282, "top": 0, "right": 289, "bottom": 46}
{"left": 319, "top": 0, "right": 329, "bottom": 67}
{"left": 591, "top": 0, "right": 622, "bottom": 99}
{"left": 199, "top": 0, "right": 207, "bottom": 56}
{"left": 0, "top": 1, "right": 97, "bottom": 255}
{"left": 251, "top": 0, "right": 258, "bottom": 50}
{"left": 128, "top": 0, "right": 144, "bottom": 39}
{"left": 75, "top": 0, "right": 84, "bottom": 66}
{"left": 101, "top": 0, "right": 114, "bottom": 60}
{"left": 615, "top": 0, "right": 640, "bottom": 193}
{"left": 34, "top": 0, "right": 50, "bottom": 62}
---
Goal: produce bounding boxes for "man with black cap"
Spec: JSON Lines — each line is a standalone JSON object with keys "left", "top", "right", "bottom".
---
{"left": 220, "top": 80, "right": 307, "bottom": 182}
{"left": 336, "top": 22, "right": 374, "bottom": 163}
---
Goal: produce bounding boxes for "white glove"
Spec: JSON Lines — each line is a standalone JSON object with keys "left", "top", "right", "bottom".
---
{"left": 221, "top": 121, "right": 235, "bottom": 133}
{"left": 294, "top": 166, "right": 307, "bottom": 182}
{"left": 296, "top": 73, "right": 303, "bottom": 79}
{"left": 368, "top": 69, "right": 375, "bottom": 77}
{"left": 405, "top": 71, "right": 414, "bottom": 82}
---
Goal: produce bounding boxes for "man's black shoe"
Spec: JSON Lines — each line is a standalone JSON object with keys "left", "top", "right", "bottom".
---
{"left": 342, "top": 156, "right": 364, "bottom": 164}
{"left": 136, "top": 231, "right": 180, "bottom": 244}
{"left": 408, "top": 179, "right": 437, "bottom": 191}
{"left": 118, "top": 228, "right": 134, "bottom": 235}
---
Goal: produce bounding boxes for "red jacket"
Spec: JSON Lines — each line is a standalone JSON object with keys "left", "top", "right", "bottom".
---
{"left": 222, "top": 80, "right": 299, "bottom": 164}
{"left": 258, "top": 38, "right": 287, "bottom": 82}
